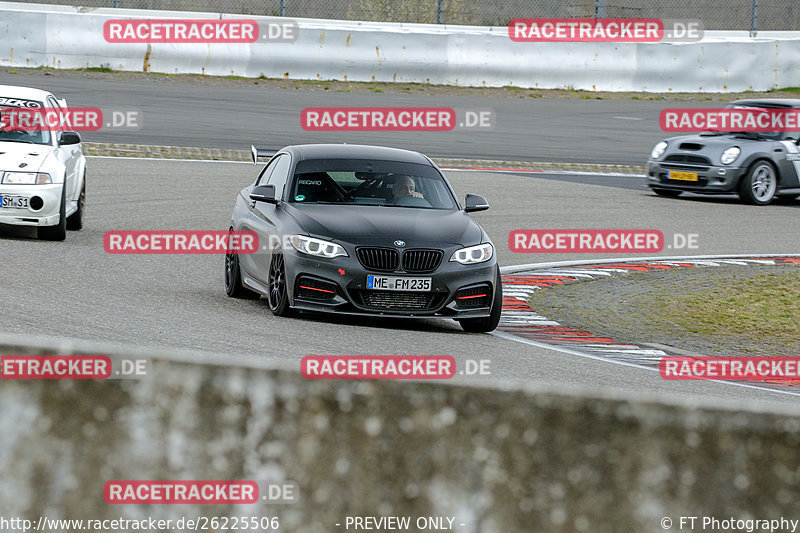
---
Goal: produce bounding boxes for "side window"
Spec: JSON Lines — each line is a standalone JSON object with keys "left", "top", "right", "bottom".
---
{"left": 255, "top": 155, "right": 281, "bottom": 186}
{"left": 266, "top": 154, "right": 292, "bottom": 201}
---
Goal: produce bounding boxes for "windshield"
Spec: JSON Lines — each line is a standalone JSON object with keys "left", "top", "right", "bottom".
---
{"left": 290, "top": 159, "right": 457, "bottom": 210}
{"left": 0, "top": 99, "right": 52, "bottom": 145}
{"left": 713, "top": 104, "right": 796, "bottom": 140}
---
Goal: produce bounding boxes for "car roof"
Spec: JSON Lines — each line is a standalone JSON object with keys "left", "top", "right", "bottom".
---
{"left": 283, "top": 144, "right": 433, "bottom": 165}
{"left": 0, "top": 84, "right": 54, "bottom": 102}
{"left": 729, "top": 98, "right": 800, "bottom": 108}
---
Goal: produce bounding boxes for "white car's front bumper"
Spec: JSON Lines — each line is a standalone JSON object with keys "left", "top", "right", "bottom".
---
{"left": 0, "top": 183, "right": 62, "bottom": 227}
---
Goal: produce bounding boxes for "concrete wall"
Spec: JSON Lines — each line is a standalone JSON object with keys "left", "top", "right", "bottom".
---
{"left": 2, "top": 2, "right": 800, "bottom": 92}
{"left": 1, "top": 335, "right": 799, "bottom": 532}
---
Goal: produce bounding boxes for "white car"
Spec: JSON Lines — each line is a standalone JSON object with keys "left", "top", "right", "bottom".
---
{"left": 0, "top": 85, "right": 86, "bottom": 240}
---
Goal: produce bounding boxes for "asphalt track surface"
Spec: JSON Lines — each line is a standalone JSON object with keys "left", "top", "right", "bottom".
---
{"left": 0, "top": 70, "right": 712, "bottom": 164}
{"left": 1, "top": 157, "right": 799, "bottom": 408}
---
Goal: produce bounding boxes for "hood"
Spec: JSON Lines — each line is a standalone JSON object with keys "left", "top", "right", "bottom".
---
{"left": 0, "top": 141, "right": 52, "bottom": 172}
{"left": 286, "top": 204, "right": 482, "bottom": 247}
{"left": 666, "top": 133, "right": 766, "bottom": 149}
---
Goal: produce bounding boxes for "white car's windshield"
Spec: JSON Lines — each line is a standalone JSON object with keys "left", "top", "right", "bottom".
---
{"left": 0, "top": 99, "right": 52, "bottom": 145}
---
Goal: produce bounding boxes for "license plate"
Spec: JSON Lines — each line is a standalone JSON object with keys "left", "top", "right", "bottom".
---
{"left": 0, "top": 195, "right": 29, "bottom": 209}
{"left": 667, "top": 170, "right": 699, "bottom": 182}
{"left": 367, "top": 275, "right": 431, "bottom": 291}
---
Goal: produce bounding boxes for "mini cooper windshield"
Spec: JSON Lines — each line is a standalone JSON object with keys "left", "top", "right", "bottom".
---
{"left": 289, "top": 159, "right": 458, "bottom": 210}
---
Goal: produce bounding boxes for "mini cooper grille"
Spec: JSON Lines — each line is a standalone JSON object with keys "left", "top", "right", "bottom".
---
{"left": 664, "top": 154, "right": 712, "bottom": 165}
{"left": 455, "top": 285, "right": 491, "bottom": 308}
{"left": 356, "top": 247, "right": 399, "bottom": 272}
{"left": 295, "top": 277, "right": 338, "bottom": 301}
{"left": 402, "top": 249, "right": 443, "bottom": 273}
{"left": 352, "top": 290, "right": 446, "bottom": 312}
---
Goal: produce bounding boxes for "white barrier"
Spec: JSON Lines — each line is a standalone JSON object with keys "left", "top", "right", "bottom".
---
{"left": 1, "top": 1, "right": 799, "bottom": 92}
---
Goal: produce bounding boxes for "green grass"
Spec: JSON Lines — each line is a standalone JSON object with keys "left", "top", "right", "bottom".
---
{"left": 654, "top": 272, "right": 800, "bottom": 342}
{"left": 82, "top": 67, "right": 114, "bottom": 73}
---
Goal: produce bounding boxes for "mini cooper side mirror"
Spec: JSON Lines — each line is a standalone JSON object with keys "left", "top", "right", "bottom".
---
{"left": 250, "top": 184, "right": 278, "bottom": 204}
{"left": 464, "top": 193, "right": 489, "bottom": 213}
{"left": 59, "top": 131, "right": 81, "bottom": 145}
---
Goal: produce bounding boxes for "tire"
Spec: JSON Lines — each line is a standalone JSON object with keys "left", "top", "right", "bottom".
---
{"left": 38, "top": 184, "right": 67, "bottom": 241}
{"left": 224, "top": 231, "right": 261, "bottom": 299}
{"left": 267, "top": 248, "right": 292, "bottom": 316}
{"left": 739, "top": 161, "right": 777, "bottom": 205}
{"left": 66, "top": 173, "right": 85, "bottom": 230}
{"left": 458, "top": 269, "right": 503, "bottom": 333}
{"left": 651, "top": 188, "right": 682, "bottom": 198}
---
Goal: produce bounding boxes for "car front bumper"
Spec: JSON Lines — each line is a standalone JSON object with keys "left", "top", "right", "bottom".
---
{"left": 646, "top": 159, "right": 746, "bottom": 193}
{"left": 0, "top": 183, "right": 63, "bottom": 227}
{"left": 284, "top": 250, "right": 499, "bottom": 319}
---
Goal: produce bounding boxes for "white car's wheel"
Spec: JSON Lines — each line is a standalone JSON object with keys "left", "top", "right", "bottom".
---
{"left": 38, "top": 184, "right": 67, "bottom": 241}
{"left": 66, "top": 173, "right": 85, "bottom": 230}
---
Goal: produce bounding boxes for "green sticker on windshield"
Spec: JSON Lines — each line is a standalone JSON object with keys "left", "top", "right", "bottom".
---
{"left": 295, "top": 195, "right": 305, "bottom": 202}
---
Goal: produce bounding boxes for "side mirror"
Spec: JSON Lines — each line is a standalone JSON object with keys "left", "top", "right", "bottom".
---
{"left": 464, "top": 193, "right": 489, "bottom": 213}
{"left": 59, "top": 131, "right": 81, "bottom": 145}
{"left": 250, "top": 184, "right": 278, "bottom": 204}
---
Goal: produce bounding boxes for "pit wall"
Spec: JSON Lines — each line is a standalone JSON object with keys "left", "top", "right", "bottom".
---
{"left": 1, "top": 1, "right": 799, "bottom": 92}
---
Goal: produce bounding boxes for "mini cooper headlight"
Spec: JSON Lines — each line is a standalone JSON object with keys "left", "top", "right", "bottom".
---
{"left": 650, "top": 141, "right": 668, "bottom": 160}
{"left": 1, "top": 172, "right": 51, "bottom": 184}
{"left": 720, "top": 146, "right": 741, "bottom": 165}
{"left": 289, "top": 235, "right": 348, "bottom": 258}
{"left": 450, "top": 243, "right": 494, "bottom": 265}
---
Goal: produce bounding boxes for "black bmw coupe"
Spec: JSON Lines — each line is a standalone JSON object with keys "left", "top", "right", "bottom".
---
{"left": 225, "top": 143, "right": 502, "bottom": 332}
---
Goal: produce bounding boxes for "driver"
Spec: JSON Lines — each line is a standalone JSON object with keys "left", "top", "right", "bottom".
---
{"left": 391, "top": 175, "right": 423, "bottom": 201}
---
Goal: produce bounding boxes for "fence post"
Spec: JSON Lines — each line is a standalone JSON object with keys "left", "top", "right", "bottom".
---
{"left": 280, "top": 0, "right": 286, "bottom": 17}
{"left": 750, "top": 0, "right": 759, "bottom": 36}
{"left": 437, "top": 0, "right": 444, "bottom": 24}
{"left": 594, "top": 0, "right": 606, "bottom": 18}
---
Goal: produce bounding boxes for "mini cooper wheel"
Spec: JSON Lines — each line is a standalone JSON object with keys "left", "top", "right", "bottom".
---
{"left": 66, "top": 174, "right": 85, "bottom": 230}
{"left": 267, "top": 249, "right": 292, "bottom": 316}
{"left": 458, "top": 270, "right": 503, "bottom": 333}
{"left": 651, "top": 188, "right": 682, "bottom": 198}
{"left": 225, "top": 231, "right": 261, "bottom": 300}
{"left": 739, "top": 161, "right": 777, "bottom": 205}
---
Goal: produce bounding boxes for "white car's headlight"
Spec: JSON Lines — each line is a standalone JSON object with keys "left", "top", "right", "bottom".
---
{"left": 450, "top": 243, "right": 493, "bottom": 265}
{"left": 721, "top": 146, "right": 741, "bottom": 165}
{"left": 289, "top": 235, "right": 348, "bottom": 258}
{"left": 650, "top": 141, "right": 668, "bottom": 160}
{"left": 1, "top": 172, "right": 51, "bottom": 184}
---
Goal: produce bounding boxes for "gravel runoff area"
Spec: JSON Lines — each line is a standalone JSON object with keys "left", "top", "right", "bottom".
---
{"left": 528, "top": 263, "right": 800, "bottom": 357}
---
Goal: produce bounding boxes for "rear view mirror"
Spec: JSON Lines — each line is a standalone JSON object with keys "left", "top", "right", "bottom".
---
{"left": 250, "top": 184, "right": 278, "bottom": 204}
{"left": 464, "top": 193, "right": 489, "bottom": 212}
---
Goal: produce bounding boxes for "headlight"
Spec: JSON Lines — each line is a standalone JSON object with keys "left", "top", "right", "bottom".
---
{"left": 289, "top": 235, "right": 348, "bottom": 258}
{"left": 650, "top": 141, "right": 668, "bottom": 160}
{"left": 720, "top": 146, "right": 741, "bottom": 165}
{"left": 450, "top": 243, "right": 493, "bottom": 265}
{"left": 1, "top": 172, "right": 51, "bottom": 184}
